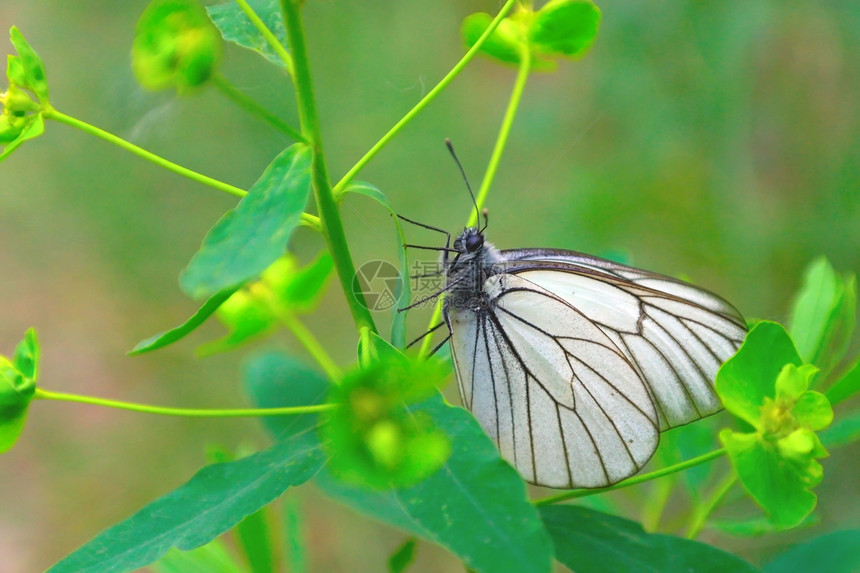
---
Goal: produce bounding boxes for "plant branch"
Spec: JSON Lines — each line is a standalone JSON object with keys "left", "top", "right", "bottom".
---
{"left": 419, "top": 40, "right": 532, "bottom": 357}
{"left": 331, "top": 0, "right": 520, "bottom": 197}
{"left": 44, "top": 106, "right": 247, "bottom": 198}
{"left": 211, "top": 73, "right": 304, "bottom": 141}
{"left": 281, "top": 0, "right": 377, "bottom": 333}
{"left": 43, "top": 107, "right": 322, "bottom": 230}
{"left": 532, "top": 448, "right": 727, "bottom": 506}
{"left": 468, "top": 44, "right": 532, "bottom": 226}
{"left": 34, "top": 388, "right": 333, "bottom": 417}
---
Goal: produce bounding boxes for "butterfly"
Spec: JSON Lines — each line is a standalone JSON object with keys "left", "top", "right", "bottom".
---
{"left": 403, "top": 142, "right": 747, "bottom": 489}
{"left": 433, "top": 227, "right": 747, "bottom": 489}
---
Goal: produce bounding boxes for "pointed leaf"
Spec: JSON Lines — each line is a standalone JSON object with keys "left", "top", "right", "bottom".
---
{"left": 12, "top": 328, "right": 39, "bottom": 381}
{"left": 816, "top": 274, "right": 856, "bottom": 376}
{"left": 539, "top": 504, "right": 756, "bottom": 573}
{"left": 180, "top": 144, "right": 312, "bottom": 299}
{"left": 788, "top": 257, "right": 855, "bottom": 370}
{"left": 9, "top": 27, "right": 49, "bottom": 102}
{"left": 207, "top": 0, "right": 288, "bottom": 68}
{"left": 130, "top": 288, "right": 238, "bottom": 355}
{"left": 825, "top": 357, "right": 860, "bottom": 407}
{"left": 48, "top": 431, "right": 326, "bottom": 573}
{"left": 0, "top": 114, "right": 44, "bottom": 163}
{"left": 342, "top": 182, "right": 410, "bottom": 347}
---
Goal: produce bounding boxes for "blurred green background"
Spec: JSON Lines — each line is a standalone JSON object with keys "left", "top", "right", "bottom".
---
{"left": 1, "top": 0, "right": 858, "bottom": 571}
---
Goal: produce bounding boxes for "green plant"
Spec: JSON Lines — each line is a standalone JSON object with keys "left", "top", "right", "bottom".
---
{"left": 2, "top": 1, "right": 859, "bottom": 571}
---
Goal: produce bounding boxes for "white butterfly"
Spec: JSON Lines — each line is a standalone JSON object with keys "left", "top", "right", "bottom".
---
{"left": 428, "top": 226, "right": 747, "bottom": 489}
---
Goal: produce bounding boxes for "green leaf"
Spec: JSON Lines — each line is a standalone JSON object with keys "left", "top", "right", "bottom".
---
{"left": 180, "top": 143, "right": 312, "bottom": 299}
{"left": 0, "top": 353, "right": 36, "bottom": 454}
{"left": 0, "top": 113, "right": 44, "bottom": 163}
{"left": 820, "top": 408, "right": 860, "bottom": 448}
{"left": 152, "top": 538, "right": 243, "bottom": 573}
{"left": 342, "top": 182, "right": 410, "bottom": 347}
{"left": 530, "top": 0, "right": 602, "bottom": 59}
{"left": 719, "top": 429, "right": 818, "bottom": 529}
{"left": 357, "top": 329, "right": 408, "bottom": 370}
{"left": 825, "top": 357, "right": 860, "bottom": 407}
{"left": 266, "top": 251, "right": 334, "bottom": 314}
{"left": 316, "top": 396, "right": 554, "bottom": 573}
{"left": 791, "top": 391, "right": 833, "bottom": 432}
{"left": 130, "top": 287, "right": 238, "bottom": 355}
{"left": 715, "top": 321, "right": 802, "bottom": 428}
{"left": 387, "top": 537, "right": 417, "bottom": 573}
{"left": 195, "top": 289, "right": 278, "bottom": 356}
{"left": 12, "top": 327, "right": 39, "bottom": 381}
{"left": 763, "top": 529, "right": 860, "bottom": 573}
{"left": 47, "top": 431, "right": 326, "bottom": 573}
{"left": 789, "top": 257, "right": 840, "bottom": 361}
{"left": 818, "top": 274, "right": 857, "bottom": 375}
{"left": 8, "top": 27, "right": 49, "bottom": 102}
{"left": 207, "top": 0, "right": 287, "bottom": 68}
{"left": 245, "top": 357, "right": 551, "bottom": 573}
{"left": 242, "top": 351, "right": 329, "bottom": 440}
{"left": 788, "top": 257, "right": 856, "bottom": 372}
{"left": 709, "top": 514, "right": 819, "bottom": 537}
{"left": 539, "top": 504, "right": 757, "bottom": 573}
{"left": 132, "top": 0, "right": 222, "bottom": 92}
{"left": 461, "top": 12, "right": 526, "bottom": 66}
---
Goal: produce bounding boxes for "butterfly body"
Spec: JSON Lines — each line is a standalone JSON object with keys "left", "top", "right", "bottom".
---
{"left": 441, "top": 227, "right": 747, "bottom": 489}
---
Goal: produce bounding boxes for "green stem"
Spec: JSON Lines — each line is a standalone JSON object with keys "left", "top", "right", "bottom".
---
{"left": 419, "top": 39, "right": 532, "bottom": 357}
{"left": 34, "top": 388, "right": 334, "bottom": 417}
{"left": 685, "top": 472, "right": 738, "bottom": 539}
{"left": 468, "top": 45, "right": 532, "bottom": 226}
{"left": 211, "top": 73, "right": 304, "bottom": 141}
{"left": 331, "top": 0, "right": 519, "bottom": 197}
{"left": 234, "top": 0, "right": 295, "bottom": 76}
{"left": 281, "top": 0, "right": 376, "bottom": 334}
{"left": 44, "top": 107, "right": 247, "bottom": 198}
{"left": 532, "top": 448, "right": 727, "bottom": 506}
{"left": 43, "top": 107, "right": 323, "bottom": 230}
{"left": 358, "top": 325, "right": 373, "bottom": 368}
{"left": 278, "top": 310, "right": 343, "bottom": 381}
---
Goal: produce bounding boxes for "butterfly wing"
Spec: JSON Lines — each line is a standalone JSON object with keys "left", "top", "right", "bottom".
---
{"left": 446, "top": 272, "right": 660, "bottom": 489}
{"left": 500, "top": 249, "right": 747, "bottom": 430}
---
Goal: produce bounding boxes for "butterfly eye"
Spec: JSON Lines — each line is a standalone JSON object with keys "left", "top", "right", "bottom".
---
{"left": 465, "top": 233, "right": 484, "bottom": 253}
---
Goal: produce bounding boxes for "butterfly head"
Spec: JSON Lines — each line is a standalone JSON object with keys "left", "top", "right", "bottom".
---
{"left": 454, "top": 227, "right": 485, "bottom": 255}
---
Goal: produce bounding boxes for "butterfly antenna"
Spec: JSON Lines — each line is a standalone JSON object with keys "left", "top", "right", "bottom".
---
{"left": 445, "top": 139, "right": 485, "bottom": 229}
